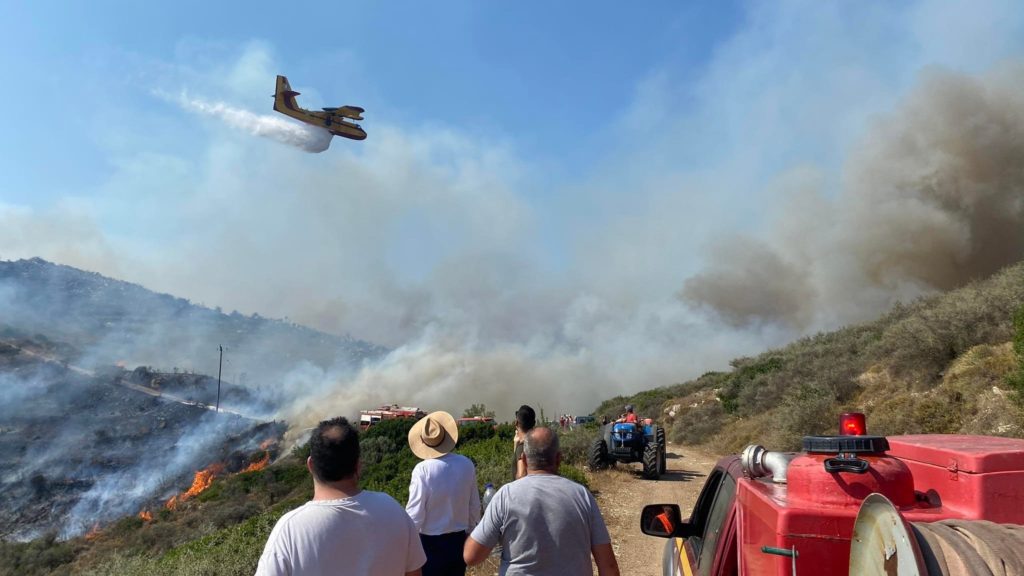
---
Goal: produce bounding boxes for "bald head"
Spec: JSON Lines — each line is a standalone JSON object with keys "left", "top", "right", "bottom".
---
{"left": 523, "top": 427, "right": 560, "bottom": 473}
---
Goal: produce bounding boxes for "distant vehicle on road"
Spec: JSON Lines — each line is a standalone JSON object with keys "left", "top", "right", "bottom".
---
{"left": 456, "top": 416, "right": 496, "bottom": 427}
{"left": 575, "top": 415, "right": 596, "bottom": 425}
{"left": 590, "top": 416, "right": 666, "bottom": 479}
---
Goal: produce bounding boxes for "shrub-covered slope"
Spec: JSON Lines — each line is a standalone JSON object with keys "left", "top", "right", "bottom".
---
{"left": 596, "top": 262, "right": 1024, "bottom": 453}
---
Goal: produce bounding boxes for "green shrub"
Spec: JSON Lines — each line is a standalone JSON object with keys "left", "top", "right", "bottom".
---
{"left": 670, "top": 401, "right": 727, "bottom": 445}
{"left": 1008, "top": 304, "right": 1024, "bottom": 405}
{"left": 559, "top": 465, "right": 588, "bottom": 489}
{"left": 458, "top": 435, "right": 513, "bottom": 490}
{"left": 557, "top": 427, "right": 595, "bottom": 467}
{"left": 0, "top": 533, "right": 76, "bottom": 576}
{"left": 495, "top": 423, "right": 516, "bottom": 441}
{"left": 457, "top": 422, "right": 496, "bottom": 444}
{"left": 718, "top": 356, "right": 784, "bottom": 414}
{"left": 767, "top": 383, "right": 837, "bottom": 450}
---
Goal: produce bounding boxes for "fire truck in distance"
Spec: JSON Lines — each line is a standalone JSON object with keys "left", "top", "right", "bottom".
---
{"left": 359, "top": 404, "right": 426, "bottom": 430}
{"left": 641, "top": 413, "right": 1024, "bottom": 575}
{"left": 456, "top": 416, "right": 496, "bottom": 427}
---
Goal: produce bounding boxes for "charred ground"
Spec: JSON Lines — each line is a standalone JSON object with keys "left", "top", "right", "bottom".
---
{"left": 0, "top": 339, "right": 285, "bottom": 543}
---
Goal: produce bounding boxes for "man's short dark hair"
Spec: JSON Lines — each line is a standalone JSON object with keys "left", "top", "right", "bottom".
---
{"left": 516, "top": 405, "right": 536, "bottom": 431}
{"left": 309, "top": 417, "right": 359, "bottom": 482}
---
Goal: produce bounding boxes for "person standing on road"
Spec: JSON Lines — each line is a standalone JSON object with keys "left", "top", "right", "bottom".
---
{"left": 513, "top": 405, "right": 535, "bottom": 480}
{"left": 464, "top": 427, "right": 620, "bottom": 576}
{"left": 256, "top": 417, "right": 426, "bottom": 576}
{"left": 406, "top": 411, "right": 482, "bottom": 576}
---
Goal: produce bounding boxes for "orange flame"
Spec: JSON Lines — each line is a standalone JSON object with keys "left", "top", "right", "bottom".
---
{"left": 184, "top": 464, "right": 222, "bottom": 498}
{"left": 139, "top": 510, "right": 152, "bottom": 522}
{"left": 259, "top": 438, "right": 277, "bottom": 450}
{"left": 84, "top": 523, "right": 101, "bottom": 541}
{"left": 164, "top": 463, "right": 224, "bottom": 511}
{"left": 243, "top": 452, "right": 270, "bottom": 473}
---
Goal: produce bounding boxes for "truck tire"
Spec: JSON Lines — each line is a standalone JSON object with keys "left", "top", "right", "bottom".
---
{"left": 589, "top": 439, "right": 609, "bottom": 471}
{"left": 656, "top": 426, "right": 667, "bottom": 475}
{"left": 643, "top": 442, "right": 661, "bottom": 479}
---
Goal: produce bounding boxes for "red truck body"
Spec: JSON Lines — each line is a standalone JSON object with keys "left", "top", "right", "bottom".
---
{"left": 358, "top": 404, "right": 426, "bottom": 429}
{"left": 660, "top": 433, "right": 1024, "bottom": 576}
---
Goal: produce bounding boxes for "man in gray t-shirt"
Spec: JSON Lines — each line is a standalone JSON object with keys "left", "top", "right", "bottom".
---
{"left": 464, "top": 427, "right": 620, "bottom": 576}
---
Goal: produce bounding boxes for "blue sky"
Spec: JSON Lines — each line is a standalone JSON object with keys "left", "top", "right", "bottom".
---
{"left": 1, "top": 1, "right": 741, "bottom": 204}
{"left": 2, "top": 1, "right": 1024, "bottom": 415}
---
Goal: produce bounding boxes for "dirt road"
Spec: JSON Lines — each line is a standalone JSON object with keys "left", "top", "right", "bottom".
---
{"left": 589, "top": 442, "right": 719, "bottom": 575}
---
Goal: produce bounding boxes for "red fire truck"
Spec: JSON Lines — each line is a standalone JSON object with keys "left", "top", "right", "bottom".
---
{"left": 358, "top": 404, "right": 426, "bottom": 430}
{"left": 641, "top": 413, "right": 1024, "bottom": 575}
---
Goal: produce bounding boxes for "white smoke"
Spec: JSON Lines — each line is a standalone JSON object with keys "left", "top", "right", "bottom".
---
{"left": 177, "top": 93, "right": 333, "bottom": 153}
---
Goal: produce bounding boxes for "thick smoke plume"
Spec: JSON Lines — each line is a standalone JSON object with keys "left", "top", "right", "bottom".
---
{"left": 682, "top": 66, "right": 1024, "bottom": 328}
{"left": 178, "top": 93, "right": 333, "bottom": 153}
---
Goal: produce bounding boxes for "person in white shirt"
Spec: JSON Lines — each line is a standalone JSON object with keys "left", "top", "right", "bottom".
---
{"left": 256, "top": 417, "right": 426, "bottom": 576}
{"left": 406, "top": 411, "right": 482, "bottom": 576}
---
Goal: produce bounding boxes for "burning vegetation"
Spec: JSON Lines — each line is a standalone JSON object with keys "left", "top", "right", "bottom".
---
{"left": 165, "top": 463, "right": 225, "bottom": 511}
{"left": 243, "top": 452, "right": 270, "bottom": 473}
{"left": 0, "top": 342, "right": 286, "bottom": 541}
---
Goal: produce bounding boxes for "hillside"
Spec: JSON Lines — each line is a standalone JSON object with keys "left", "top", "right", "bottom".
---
{"left": 0, "top": 258, "right": 386, "bottom": 393}
{"left": 0, "top": 419, "right": 591, "bottom": 576}
{"left": 597, "top": 261, "right": 1024, "bottom": 453}
{"left": 0, "top": 342, "right": 285, "bottom": 544}
{"left": 2, "top": 259, "right": 1022, "bottom": 574}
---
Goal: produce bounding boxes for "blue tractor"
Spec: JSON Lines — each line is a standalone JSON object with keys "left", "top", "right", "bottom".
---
{"left": 589, "top": 406, "right": 666, "bottom": 479}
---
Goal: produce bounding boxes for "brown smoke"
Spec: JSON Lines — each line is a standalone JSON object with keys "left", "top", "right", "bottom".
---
{"left": 681, "top": 65, "right": 1024, "bottom": 327}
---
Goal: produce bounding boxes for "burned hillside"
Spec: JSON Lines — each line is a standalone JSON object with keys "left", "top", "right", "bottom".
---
{"left": 0, "top": 343, "right": 284, "bottom": 541}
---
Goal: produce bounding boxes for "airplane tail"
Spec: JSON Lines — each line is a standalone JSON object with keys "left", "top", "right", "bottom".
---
{"left": 273, "top": 75, "right": 301, "bottom": 112}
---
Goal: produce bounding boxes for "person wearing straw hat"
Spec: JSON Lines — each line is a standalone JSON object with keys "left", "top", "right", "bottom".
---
{"left": 406, "top": 411, "right": 482, "bottom": 576}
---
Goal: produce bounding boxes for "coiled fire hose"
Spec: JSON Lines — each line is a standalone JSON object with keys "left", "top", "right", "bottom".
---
{"left": 910, "top": 520, "right": 1024, "bottom": 576}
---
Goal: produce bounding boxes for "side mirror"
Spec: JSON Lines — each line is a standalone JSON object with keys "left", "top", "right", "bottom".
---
{"left": 640, "top": 504, "right": 696, "bottom": 538}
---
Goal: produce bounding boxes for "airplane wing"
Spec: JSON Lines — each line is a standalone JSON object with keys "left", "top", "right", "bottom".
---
{"left": 337, "top": 105, "right": 364, "bottom": 120}
{"left": 321, "top": 105, "right": 364, "bottom": 121}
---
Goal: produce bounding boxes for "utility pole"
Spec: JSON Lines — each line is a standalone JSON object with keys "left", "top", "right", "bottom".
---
{"left": 216, "top": 345, "right": 223, "bottom": 413}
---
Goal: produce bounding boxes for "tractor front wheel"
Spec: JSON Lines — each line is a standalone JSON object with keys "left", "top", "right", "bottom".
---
{"left": 643, "top": 442, "right": 661, "bottom": 479}
{"left": 589, "top": 439, "right": 610, "bottom": 471}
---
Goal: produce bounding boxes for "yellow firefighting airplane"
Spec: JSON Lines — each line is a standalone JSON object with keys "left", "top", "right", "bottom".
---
{"left": 273, "top": 75, "right": 367, "bottom": 141}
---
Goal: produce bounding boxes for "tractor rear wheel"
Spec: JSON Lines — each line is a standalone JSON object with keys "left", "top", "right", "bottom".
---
{"left": 589, "top": 439, "right": 609, "bottom": 471}
{"left": 643, "top": 442, "right": 661, "bottom": 479}
{"left": 656, "top": 426, "right": 667, "bottom": 475}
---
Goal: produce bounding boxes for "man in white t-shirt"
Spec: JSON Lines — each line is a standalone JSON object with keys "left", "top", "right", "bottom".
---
{"left": 256, "top": 417, "right": 426, "bottom": 576}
